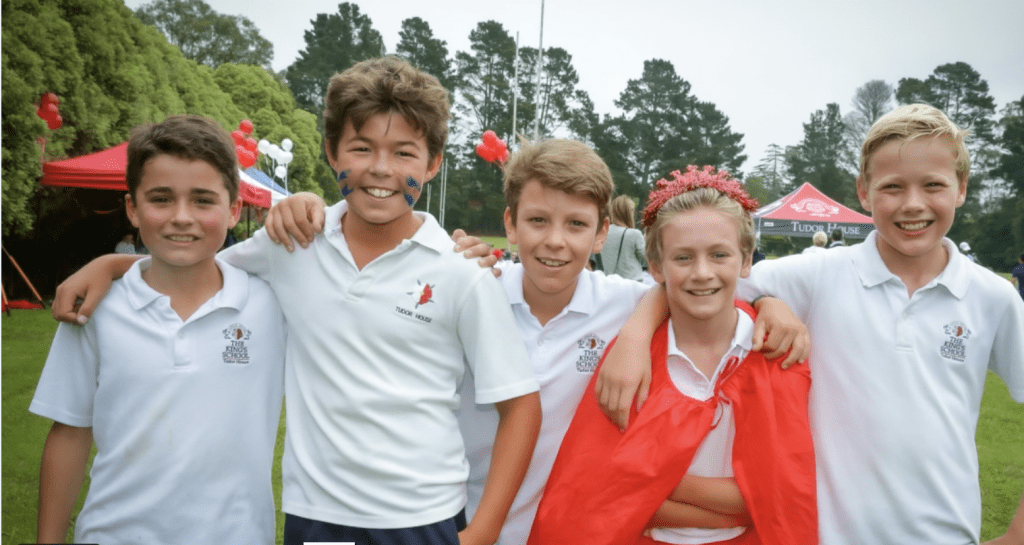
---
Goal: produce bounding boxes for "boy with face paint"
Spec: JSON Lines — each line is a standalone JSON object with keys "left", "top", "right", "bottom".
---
{"left": 50, "top": 57, "right": 541, "bottom": 545}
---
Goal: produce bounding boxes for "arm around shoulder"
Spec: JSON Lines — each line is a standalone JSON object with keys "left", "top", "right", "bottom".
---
{"left": 52, "top": 253, "right": 143, "bottom": 325}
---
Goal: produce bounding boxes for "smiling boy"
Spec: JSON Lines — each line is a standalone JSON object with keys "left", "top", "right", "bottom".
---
{"left": 32, "top": 115, "right": 286, "bottom": 544}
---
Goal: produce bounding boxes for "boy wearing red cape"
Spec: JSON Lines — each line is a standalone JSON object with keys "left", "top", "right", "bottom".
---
{"left": 528, "top": 167, "right": 817, "bottom": 545}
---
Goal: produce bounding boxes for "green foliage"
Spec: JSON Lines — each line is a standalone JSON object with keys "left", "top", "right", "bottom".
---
{"left": 396, "top": 17, "right": 455, "bottom": 93}
{"left": 785, "top": 103, "right": 857, "bottom": 207}
{"left": 285, "top": 2, "right": 385, "bottom": 113}
{"left": 1, "top": 0, "right": 314, "bottom": 239}
{"left": 135, "top": 0, "right": 274, "bottom": 69}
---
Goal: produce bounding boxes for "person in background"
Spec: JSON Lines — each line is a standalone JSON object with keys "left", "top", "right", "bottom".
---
{"left": 600, "top": 195, "right": 647, "bottom": 281}
{"left": 802, "top": 231, "right": 828, "bottom": 255}
{"left": 959, "top": 241, "right": 977, "bottom": 263}
{"left": 114, "top": 232, "right": 135, "bottom": 254}
{"left": 828, "top": 228, "right": 844, "bottom": 248}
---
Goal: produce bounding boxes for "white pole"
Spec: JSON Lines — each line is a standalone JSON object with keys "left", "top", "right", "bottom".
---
{"left": 439, "top": 158, "right": 448, "bottom": 229}
{"left": 533, "top": 0, "right": 545, "bottom": 140}
{"left": 512, "top": 31, "right": 520, "bottom": 147}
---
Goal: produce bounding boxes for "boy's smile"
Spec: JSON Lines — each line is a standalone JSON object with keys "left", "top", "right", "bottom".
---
{"left": 858, "top": 135, "right": 966, "bottom": 274}
{"left": 505, "top": 180, "right": 608, "bottom": 315}
{"left": 126, "top": 155, "right": 240, "bottom": 278}
{"left": 329, "top": 113, "right": 441, "bottom": 239}
{"left": 650, "top": 207, "right": 750, "bottom": 332}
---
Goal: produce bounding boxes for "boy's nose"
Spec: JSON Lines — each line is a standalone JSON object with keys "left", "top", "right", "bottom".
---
{"left": 369, "top": 152, "right": 393, "bottom": 176}
{"left": 903, "top": 187, "right": 927, "bottom": 210}
{"left": 170, "top": 202, "right": 193, "bottom": 224}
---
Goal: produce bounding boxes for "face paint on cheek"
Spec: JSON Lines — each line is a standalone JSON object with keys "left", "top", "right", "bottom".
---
{"left": 337, "top": 170, "right": 352, "bottom": 197}
{"left": 404, "top": 176, "right": 420, "bottom": 207}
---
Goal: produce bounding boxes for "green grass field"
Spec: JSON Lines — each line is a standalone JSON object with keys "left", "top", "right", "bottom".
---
{"left": 3, "top": 308, "right": 1022, "bottom": 543}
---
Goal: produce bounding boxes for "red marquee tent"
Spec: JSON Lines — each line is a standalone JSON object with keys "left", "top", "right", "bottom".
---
{"left": 754, "top": 182, "right": 875, "bottom": 239}
{"left": 40, "top": 142, "right": 274, "bottom": 208}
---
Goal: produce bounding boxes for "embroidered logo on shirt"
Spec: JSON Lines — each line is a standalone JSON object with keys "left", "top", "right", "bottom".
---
{"left": 575, "top": 334, "right": 607, "bottom": 373}
{"left": 222, "top": 323, "right": 252, "bottom": 365}
{"left": 395, "top": 280, "right": 434, "bottom": 323}
{"left": 940, "top": 321, "right": 971, "bottom": 363}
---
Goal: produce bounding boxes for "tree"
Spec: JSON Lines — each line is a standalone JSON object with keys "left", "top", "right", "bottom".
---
{"left": 897, "top": 62, "right": 997, "bottom": 144}
{"left": 135, "top": 0, "right": 273, "bottom": 69}
{"left": 785, "top": 103, "right": 856, "bottom": 206}
{"left": 751, "top": 143, "right": 789, "bottom": 203}
{"left": 844, "top": 79, "right": 893, "bottom": 170}
{"left": 515, "top": 46, "right": 595, "bottom": 141}
{"left": 610, "top": 59, "right": 745, "bottom": 190}
{"left": 396, "top": 17, "right": 454, "bottom": 92}
{"left": 454, "top": 21, "right": 516, "bottom": 141}
{"left": 285, "top": 2, "right": 385, "bottom": 113}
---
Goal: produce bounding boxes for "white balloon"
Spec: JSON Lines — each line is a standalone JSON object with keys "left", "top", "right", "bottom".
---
{"left": 281, "top": 138, "right": 293, "bottom": 152}
{"left": 257, "top": 139, "right": 270, "bottom": 154}
{"left": 269, "top": 145, "right": 282, "bottom": 161}
{"left": 275, "top": 165, "right": 287, "bottom": 178}
{"left": 280, "top": 151, "right": 294, "bottom": 164}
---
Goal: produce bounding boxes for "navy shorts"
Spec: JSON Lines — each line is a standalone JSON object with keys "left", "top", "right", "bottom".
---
{"left": 284, "top": 510, "right": 468, "bottom": 545}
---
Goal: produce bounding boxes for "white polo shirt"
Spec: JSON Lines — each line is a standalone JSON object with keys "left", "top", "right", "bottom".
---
{"left": 736, "top": 232, "right": 1024, "bottom": 545}
{"left": 30, "top": 258, "right": 286, "bottom": 545}
{"left": 458, "top": 265, "right": 649, "bottom": 545}
{"left": 221, "top": 201, "right": 537, "bottom": 528}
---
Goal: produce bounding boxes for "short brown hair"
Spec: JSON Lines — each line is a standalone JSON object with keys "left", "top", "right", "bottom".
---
{"left": 610, "top": 195, "right": 636, "bottom": 228}
{"left": 126, "top": 115, "right": 239, "bottom": 201}
{"left": 503, "top": 138, "right": 613, "bottom": 227}
{"left": 645, "top": 187, "right": 755, "bottom": 268}
{"left": 859, "top": 103, "right": 970, "bottom": 185}
{"left": 323, "top": 56, "right": 450, "bottom": 161}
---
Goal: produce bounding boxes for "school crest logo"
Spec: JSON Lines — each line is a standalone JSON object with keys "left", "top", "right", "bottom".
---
{"left": 575, "top": 334, "right": 607, "bottom": 373}
{"left": 408, "top": 280, "right": 434, "bottom": 308}
{"left": 222, "top": 323, "right": 252, "bottom": 364}
{"left": 790, "top": 198, "right": 839, "bottom": 218}
{"left": 940, "top": 321, "right": 971, "bottom": 363}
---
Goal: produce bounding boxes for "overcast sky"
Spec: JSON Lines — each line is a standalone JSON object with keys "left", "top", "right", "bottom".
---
{"left": 127, "top": 0, "right": 1023, "bottom": 172}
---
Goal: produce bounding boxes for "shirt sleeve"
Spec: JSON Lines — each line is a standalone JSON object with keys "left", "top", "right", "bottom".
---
{"left": 736, "top": 254, "right": 823, "bottom": 323}
{"left": 218, "top": 228, "right": 275, "bottom": 281}
{"left": 29, "top": 322, "right": 100, "bottom": 427}
{"left": 990, "top": 295, "right": 1024, "bottom": 403}
{"left": 456, "top": 272, "right": 539, "bottom": 404}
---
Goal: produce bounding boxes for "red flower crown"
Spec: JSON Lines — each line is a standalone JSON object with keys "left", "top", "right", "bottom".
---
{"left": 642, "top": 165, "right": 759, "bottom": 228}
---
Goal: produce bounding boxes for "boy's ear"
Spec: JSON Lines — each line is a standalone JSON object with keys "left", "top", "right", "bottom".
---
{"left": 855, "top": 176, "right": 872, "bottom": 213}
{"left": 228, "top": 196, "right": 243, "bottom": 228}
{"left": 648, "top": 257, "right": 664, "bottom": 285}
{"left": 591, "top": 217, "right": 610, "bottom": 254}
{"left": 955, "top": 176, "right": 968, "bottom": 207}
{"left": 425, "top": 153, "right": 443, "bottom": 182}
{"left": 125, "top": 193, "right": 140, "bottom": 228}
{"left": 503, "top": 207, "right": 518, "bottom": 245}
{"left": 324, "top": 140, "right": 339, "bottom": 169}
{"left": 740, "top": 250, "right": 753, "bottom": 279}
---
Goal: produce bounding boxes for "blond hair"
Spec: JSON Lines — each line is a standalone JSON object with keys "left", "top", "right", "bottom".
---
{"left": 323, "top": 56, "right": 450, "bottom": 161}
{"left": 859, "top": 103, "right": 970, "bottom": 184}
{"left": 812, "top": 231, "right": 827, "bottom": 247}
{"left": 610, "top": 195, "right": 636, "bottom": 228}
{"left": 644, "top": 187, "right": 755, "bottom": 267}
{"left": 504, "top": 138, "right": 613, "bottom": 227}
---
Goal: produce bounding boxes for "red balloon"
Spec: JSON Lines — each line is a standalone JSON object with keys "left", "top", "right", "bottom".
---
{"left": 238, "top": 148, "right": 257, "bottom": 168}
{"left": 46, "top": 114, "right": 62, "bottom": 130}
{"left": 36, "top": 106, "right": 46, "bottom": 120}
{"left": 476, "top": 143, "right": 495, "bottom": 162}
{"left": 243, "top": 137, "right": 258, "bottom": 152}
{"left": 45, "top": 103, "right": 60, "bottom": 118}
{"left": 482, "top": 130, "right": 499, "bottom": 147}
{"left": 239, "top": 119, "right": 254, "bottom": 135}
{"left": 41, "top": 92, "right": 60, "bottom": 106}
{"left": 230, "top": 130, "right": 245, "bottom": 145}
{"left": 498, "top": 149, "right": 510, "bottom": 163}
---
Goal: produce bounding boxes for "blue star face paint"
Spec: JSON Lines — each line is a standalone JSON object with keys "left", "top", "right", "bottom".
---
{"left": 338, "top": 170, "right": 352, "bottom": 197}
{"left": 404, "top": 176, "right": 421, "bottom": 207}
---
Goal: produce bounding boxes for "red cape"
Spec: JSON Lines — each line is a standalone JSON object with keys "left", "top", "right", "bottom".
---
{"left": 528, "top": 303, "right": 817, "bottom": 545}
